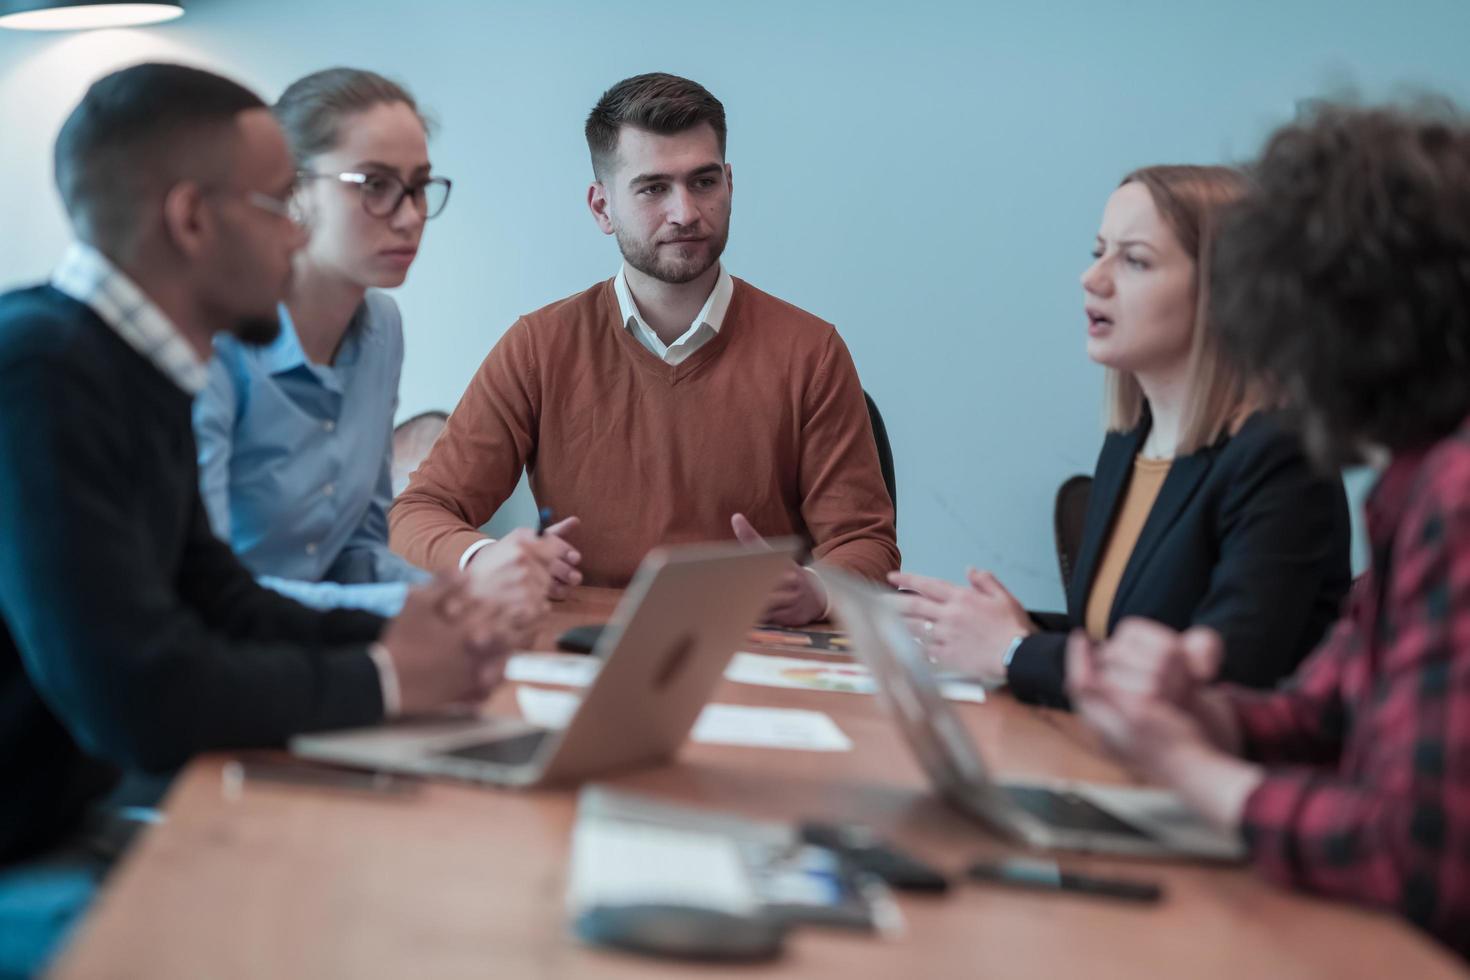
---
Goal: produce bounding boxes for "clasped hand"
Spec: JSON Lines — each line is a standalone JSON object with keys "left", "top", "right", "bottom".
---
{"left": 1064, "top": 619, "right": 1262, "bottom": 829}
{"left": 379, "top": 575, "right": 535, "bottom": 715}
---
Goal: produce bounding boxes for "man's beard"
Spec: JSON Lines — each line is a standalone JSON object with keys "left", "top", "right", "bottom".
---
{"left": 230, "top": 313, "right": 283, "bottom": 347}
{"left": 615, "top": 223, "right": 729, "bottom": 285}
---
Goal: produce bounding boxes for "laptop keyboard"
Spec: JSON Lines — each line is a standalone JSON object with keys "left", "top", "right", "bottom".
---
{"left": 438, "top": 730, "right": 550, "bottom": 767}
{"left": 1002, "top": 785, "right": 1151, "bottom": 839}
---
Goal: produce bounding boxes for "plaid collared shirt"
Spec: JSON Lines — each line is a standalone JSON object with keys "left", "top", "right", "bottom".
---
{"left": 49, "top": 242, "right": 208, "bottom": 395}
{"left": 1228, "top": 418, "right": 1470, "bottom": 958}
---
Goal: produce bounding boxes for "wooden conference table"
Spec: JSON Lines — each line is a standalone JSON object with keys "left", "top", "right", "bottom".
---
{"left": 51, "top": 588, "right": 1467, "bottom": 979}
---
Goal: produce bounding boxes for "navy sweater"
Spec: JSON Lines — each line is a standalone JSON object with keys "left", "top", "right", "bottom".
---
{"left": 0, "top": 286, "right": 386, "bottom": 862}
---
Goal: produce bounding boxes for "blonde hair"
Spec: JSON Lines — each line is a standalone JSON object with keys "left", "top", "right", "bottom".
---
{"left": 1103, "top": 165, "right": 1259, "bottom": 453}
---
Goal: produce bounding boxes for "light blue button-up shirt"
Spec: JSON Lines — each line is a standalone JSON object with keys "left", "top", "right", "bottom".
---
{"left": 193, "top": 291, "right": 429, "bottom": 615}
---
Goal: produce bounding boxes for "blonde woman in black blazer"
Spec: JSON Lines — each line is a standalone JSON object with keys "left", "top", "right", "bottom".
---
{"left": 893, "top": 166, "right": 1351, "bottom": 707}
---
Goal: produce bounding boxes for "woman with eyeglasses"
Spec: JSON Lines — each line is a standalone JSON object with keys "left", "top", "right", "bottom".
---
{"left": 192, "top": 68, "right": 454, "bottom": 615}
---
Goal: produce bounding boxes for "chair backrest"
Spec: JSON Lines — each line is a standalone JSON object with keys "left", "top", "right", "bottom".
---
{"left": 1053, "top": 474, "right": 1093, "bottom": 591}
{"left": 391, "top": 410, "right": 449, "bottom": 497}
{"left": 864, "top": 390, "right": 897, "bottom": 523}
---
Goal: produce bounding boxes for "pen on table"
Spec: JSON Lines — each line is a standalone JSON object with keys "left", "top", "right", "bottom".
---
{"left": 966, "top": 857, "right": 1163, "bottom": 903}
{"left": 537, "top": 506, "right": 553, "bottom": 537}
{"left": 220, "top": 756, "right": 421, "bottom": 801}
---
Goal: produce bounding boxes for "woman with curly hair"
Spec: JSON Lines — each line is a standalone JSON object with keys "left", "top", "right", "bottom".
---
{"left": 1067, "top": 102, "right": 1470, "bottom": 960}
{"left": 893, "top": 166, "right": 1351, "bottom": 707}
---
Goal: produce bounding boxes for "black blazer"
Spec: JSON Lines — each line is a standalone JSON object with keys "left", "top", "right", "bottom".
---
{"left": 0, "top": 287, "right": 388, "bottom": 864}
{"left": 1006, "top": 411, "right": 1352, "bottom": 708}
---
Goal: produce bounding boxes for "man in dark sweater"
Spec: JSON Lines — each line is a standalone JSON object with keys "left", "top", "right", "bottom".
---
{"left": 0, "top": 64, "right": 542, "bottom": 975}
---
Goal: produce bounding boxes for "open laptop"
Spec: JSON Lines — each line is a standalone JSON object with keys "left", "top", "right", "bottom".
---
{"left": 292, "top": 540, "right": 795, "bottom": 788}
{"left": 818, "top": 567, "right": 1246, "bottom": 861}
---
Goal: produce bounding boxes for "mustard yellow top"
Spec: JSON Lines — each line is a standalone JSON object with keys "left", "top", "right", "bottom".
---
{"left": 1084, "top": 455, "right": 1173, "bottom": 641}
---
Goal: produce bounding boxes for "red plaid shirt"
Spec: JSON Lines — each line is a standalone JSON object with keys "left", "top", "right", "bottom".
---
{"left": 1228, "top": 421, "right": 1470, "bottom": 958}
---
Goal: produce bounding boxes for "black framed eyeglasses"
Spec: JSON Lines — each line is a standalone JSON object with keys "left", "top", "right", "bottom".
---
{"left": 298, "top": 170, "right": 453, "bottom": 220}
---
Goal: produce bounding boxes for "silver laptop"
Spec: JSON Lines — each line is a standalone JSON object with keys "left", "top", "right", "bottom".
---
{"left": 818, "top": 567, "right": 1246, "bottom": 861}
{"left": 292, "top": 541, "right": 795, "bottom": 788}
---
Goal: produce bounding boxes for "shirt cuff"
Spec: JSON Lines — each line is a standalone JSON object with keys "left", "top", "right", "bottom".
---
{"left": 459, "top": 537, "right": 495, "bottom": 571}
{"left": 802, "top": 565, "right": 832, "bottom": 621}
{"left": 1002, "top": 634, "right": 1027, "bottom": 671}
{"left": 367, "top": 642, "right": 401, "bottom": 717}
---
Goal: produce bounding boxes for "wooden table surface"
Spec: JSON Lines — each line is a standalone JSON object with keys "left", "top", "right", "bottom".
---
{"left": 50, "top": 588, "right": 1468, "bottom": 979}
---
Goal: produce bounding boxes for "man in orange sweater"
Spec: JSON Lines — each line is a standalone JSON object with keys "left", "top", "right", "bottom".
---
{"left": 390, "top": 72, "right": 898, "bottom": 625}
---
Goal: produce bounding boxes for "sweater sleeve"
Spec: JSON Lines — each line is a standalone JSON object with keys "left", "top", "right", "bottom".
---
{"left": 389, "top": 319, "right": 539, "bottom": 573}
{"left": 800, "top": 329, "right": 901, "bottom": 581}
{"left": 174, "top": 471, "right": 388, "bottom": 647}
{"left": 0, "top": 354, "right": 386, "bottom": 773}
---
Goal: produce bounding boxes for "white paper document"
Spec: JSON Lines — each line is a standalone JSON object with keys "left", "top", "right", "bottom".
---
{"left": 507, "top": 651, "right": 985, "bottom": 704}
{"left": 568, "top": 817, "right": 759, "bottom": 914}
{"left": 691, "top": 703, "right": 852, "bottom": 751}
{"left": 724, "top": 652, "right": 987, "bottom": 703}
{"left": 516, "top": 684, "right": 583, "bottom": 728}
{"left": 506, "top": 653, "right": 602, "bottom": 688}
{"left": 515, "top": 686, "right": 852, "bottom": 752}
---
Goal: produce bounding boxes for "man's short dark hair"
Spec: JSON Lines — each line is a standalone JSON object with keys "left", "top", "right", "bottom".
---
{"left": 54, "top": 62, "right": 266, "bottom": 253}
{"left": 1210, "top": 99, "right": 1470, "bottom": 466}
{"left": 584, "top": 72, "right": 726, "bottom": 181}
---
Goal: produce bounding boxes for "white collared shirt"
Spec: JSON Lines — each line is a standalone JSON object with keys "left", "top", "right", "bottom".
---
{"left": 49, "top": 242, "right": 209, "bottom": 396}
{"left": 614, "top": 263, "right": 733, "bottom": 366}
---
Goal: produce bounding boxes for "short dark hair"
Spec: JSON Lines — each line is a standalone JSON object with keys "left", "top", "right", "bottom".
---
{"left": 584, "top": 72, "right": 726, "bottom": 180}
{"left": 274, "top": 67, "right": 431, "bottom": 165}
{"left": 1210, "top": 100, "right": 1470, "bottom": 466}
{"left": 54, "top": 62, "right": 266, "bottom": 253}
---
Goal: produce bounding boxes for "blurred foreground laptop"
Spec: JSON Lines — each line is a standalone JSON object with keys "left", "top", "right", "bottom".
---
{"left": 818, "top": 567, "right": 1246, "bottom": 861}
{"left": 292, "top": 541, "right": 794, "bottom": 787}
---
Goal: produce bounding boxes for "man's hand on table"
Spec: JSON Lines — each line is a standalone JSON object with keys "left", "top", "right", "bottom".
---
{"left": 730, "top": 512, "right": 829, "bottom": 626}
{"left": 468, "top": 516, "right": 583, "bottom": 602}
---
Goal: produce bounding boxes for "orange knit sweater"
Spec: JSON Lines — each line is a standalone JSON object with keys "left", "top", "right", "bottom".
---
{"left": 389, "top": 277, "right": 899, "bottom": 586}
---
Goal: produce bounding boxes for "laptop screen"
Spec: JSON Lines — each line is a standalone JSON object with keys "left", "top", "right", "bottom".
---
{"left": 819, "top": 570, "right": 996, "bottom": 797}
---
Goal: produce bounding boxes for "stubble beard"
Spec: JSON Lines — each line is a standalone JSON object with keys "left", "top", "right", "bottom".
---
{"left": 614, "top": 222, "right": 729, "bottom": 285}
{"left": 229, "top": 264, "right": 294, "bottom": 347}
{"left": 230, "top": 313, "right": 283, "bottom": 347}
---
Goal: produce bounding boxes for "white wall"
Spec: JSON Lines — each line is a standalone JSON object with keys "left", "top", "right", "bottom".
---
{"left": 5, "top": 0, "right": 1464, "bottom": 602}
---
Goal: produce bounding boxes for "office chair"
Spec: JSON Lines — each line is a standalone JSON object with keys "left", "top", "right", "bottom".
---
{"left": 391, "top": 410, "right": 449, "bottom": 498}
{"left": 863, "top": 391, "right": 897, "bottom": 523}
{"left": 1053, "top": 474, "right": 1092, "bottom": 591}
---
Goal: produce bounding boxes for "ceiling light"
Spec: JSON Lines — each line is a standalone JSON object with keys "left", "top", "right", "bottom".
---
{"left": 0, "top": 1, "right": 183, "bottom": 31}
